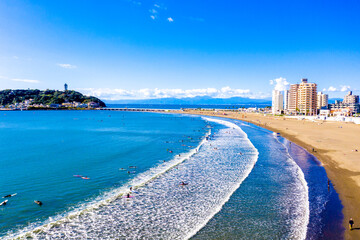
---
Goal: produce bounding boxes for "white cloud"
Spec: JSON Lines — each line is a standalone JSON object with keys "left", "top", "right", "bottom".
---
{"left": 150, "top": 15, "right": 156, "bottom": 20}
{"left": 79, "top": 87, "right": 254, "bottom": 100}
{"left": 167, "top": 17, "right": 174, "bottom": 22}
{"left": 340, "top": 85, "right": 351, "bottom": 92}
{"left": 12, "top": 56, "right": 19, "bottom": 59}
{"left": 11, "top": 78, "right": 40, "bottom": 83}
{"left": 327, "top": 86, "right": 337, "bottom": 92}
{"left": 323, "top": 85, "right": 352, "bottom": 92}
{"left": 154, "top": 4, "right": 160, "bottom": 8}
{"left": 269, "top": 77, "right": 289, "bottom": 91}
{"left": 57, "top": 63, "right": 77, "bottom": 69}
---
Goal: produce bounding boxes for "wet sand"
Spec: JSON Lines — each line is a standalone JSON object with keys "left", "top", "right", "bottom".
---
{"left": 172, "top": 109, "right": 360, "bottom": 240}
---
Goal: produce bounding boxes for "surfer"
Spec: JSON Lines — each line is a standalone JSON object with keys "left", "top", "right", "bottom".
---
{"left": 3, "top": 193, "right": 17, "bottom": 198}
{"left": 34, "top": 200, "right": 43, "bottom": 206}
{"left": 180, "top": 181, "right": 188, "bottom": 186}
{"left": 349, "top": 218, "right": 354, "bottom": 230}
{"left": 126, "top": 193, "right": 131, "bottom": 198}
{"left": 0, "top": 200, "right": 8, "bottom": 206}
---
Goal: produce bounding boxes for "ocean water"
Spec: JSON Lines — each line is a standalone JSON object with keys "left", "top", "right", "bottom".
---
{"left": 106, "top": 103, "right": 270, "bottom": 110}
{"left": 0, "top": 111, "right": 343, "bottom": 239}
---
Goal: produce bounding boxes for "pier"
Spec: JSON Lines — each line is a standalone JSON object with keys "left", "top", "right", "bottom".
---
{"left": 101, "top": 108, "right": 168, "bottom": 112}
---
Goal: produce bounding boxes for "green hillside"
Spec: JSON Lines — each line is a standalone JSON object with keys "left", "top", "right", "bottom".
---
{"left": 0, "top": 89, "right": 106, "bottom": 107}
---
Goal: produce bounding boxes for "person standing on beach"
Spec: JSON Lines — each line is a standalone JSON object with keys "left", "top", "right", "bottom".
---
{"left": 349, "top": 218, "right": 354, "bottom": 230}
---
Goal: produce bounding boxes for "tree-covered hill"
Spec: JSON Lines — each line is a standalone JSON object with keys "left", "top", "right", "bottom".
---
{"left": 0, "top": 89, "right": 106, "bottom": 107}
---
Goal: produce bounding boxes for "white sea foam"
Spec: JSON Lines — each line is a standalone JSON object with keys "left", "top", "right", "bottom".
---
{"left": 9, "top": 116, "right": 259, "bottom": 239}
{"left": 6, "top": 130, "right": 211, "bottom": 239}
{"left": 273, "top": 135, "right": 310, "bottom": 240}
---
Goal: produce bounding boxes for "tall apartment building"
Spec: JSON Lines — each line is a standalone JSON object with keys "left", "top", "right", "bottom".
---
{"left": 287, "top": 78, "right": 317, "bottom": 115}
{"left": 283, "top": 90, "right": 289, "bottom": 110}
{"left": 317, "top": 92, "right": 328, "bottom": 109}
{"left": 272, "top": 90, "right": 284, "bottom": 114}
{"left": 297, "top": 79, "right": 317, "bottom": 115}
{"left": 288, "top": 84, "right": 299, "bottom": 114}
{"left": 343, "top": 91, "right": 359, "bottom": 104}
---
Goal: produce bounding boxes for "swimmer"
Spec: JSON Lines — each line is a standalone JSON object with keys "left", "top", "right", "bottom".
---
{"left": 34, "top": 200, "right": 43, "bottom": 206}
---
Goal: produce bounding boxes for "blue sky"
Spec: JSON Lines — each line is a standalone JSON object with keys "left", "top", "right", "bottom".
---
{"left": 1, "top": 0, "right": 360, "bottom": 100}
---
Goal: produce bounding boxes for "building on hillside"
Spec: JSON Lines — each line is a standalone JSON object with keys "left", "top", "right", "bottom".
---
{"left": 343, "top": 91, "right": 359, "bottom": 104}
{"left": 88, "top": 102, "right": 100, "bottom": 108}
{"left": 272, "top": 90, "right": 284, "bottom": 114}
{"left": 317, "top": 92, "right": 328, "bottom": 109}
{"left": 64, "top": 83, "right": 68, "bottom": 91}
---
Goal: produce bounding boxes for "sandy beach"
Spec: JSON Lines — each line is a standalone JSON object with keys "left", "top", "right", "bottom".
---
{"left": 173, "top": 109, "right": 360, "bottom": 240}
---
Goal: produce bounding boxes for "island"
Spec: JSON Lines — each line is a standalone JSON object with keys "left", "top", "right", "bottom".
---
{"left": 0, "top": 89, "right": 106, "bottom": 110}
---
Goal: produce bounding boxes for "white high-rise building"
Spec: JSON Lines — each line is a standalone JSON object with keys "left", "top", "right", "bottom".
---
{"left": 284, "top": 90, "right": 289, "bottom": 110}
{"left": 272, "top": 90, "right": 284, "bottom": 114}
{"left": 317, "top": 92, "right": 328, "bottom": 109}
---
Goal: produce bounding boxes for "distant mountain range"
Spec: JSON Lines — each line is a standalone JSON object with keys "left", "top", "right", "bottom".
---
{"left": 104, "top": 96, "right": 272, "bottom": 105}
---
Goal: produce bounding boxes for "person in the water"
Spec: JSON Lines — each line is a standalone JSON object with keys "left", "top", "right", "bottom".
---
{"left": 34, "top": 200, "right": 42, "bottom": 206}
{"left": 126, "top": 193, "right": 131, "bottom": 198}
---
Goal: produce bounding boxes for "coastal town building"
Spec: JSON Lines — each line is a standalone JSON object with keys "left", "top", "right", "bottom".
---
{"left": 287, "top": 78, "right": 317, "bottom": 115}
{"left": 328, "top": 91, "right": 360, "bottom": 116}
{"left": 343, "top": 91, "right": 359, "bottom": 104}
{"left": 317, "top": 92, "right": 328, "bottom": 109}
{"left": 288, "top": 84, "right": 299, "bottom": 114}
{"left": 272, "top": 90, "right": 284, "bottom": 114}
{"left": 297, "top": 79, "right": 317, "bottom": 115}
{"left": 283, "top": 90, "right": 289, "bottom": 110}
{"left": 64, "top": 83, "right": 68, "bottom": 91}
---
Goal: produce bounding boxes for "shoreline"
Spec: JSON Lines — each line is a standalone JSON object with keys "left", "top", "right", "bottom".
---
{"left": 172, "top": 109, "right": 360, "bottom": 240}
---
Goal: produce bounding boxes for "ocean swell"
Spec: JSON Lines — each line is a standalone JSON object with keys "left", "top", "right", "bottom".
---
{"left": 10, "top": 116, "right": 259, "bottom": 239}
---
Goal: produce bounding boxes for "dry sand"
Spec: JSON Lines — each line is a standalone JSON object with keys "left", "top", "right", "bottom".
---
{"left": 173, "top": 109, "right": 360, "bottom": 240}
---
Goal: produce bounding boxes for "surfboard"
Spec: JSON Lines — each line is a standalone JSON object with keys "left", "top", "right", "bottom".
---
{"left": 2, "top": 193, "right": 17, "bottom": 198}
{"left": 0, "top": 200, "right": 8, "bottom": 206}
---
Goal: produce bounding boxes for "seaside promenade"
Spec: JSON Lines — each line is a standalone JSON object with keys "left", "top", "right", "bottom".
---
{"left": 173, "top": 109, "right": 360, "bottom": 240}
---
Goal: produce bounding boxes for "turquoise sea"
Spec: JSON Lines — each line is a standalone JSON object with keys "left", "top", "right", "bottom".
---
{"left": 0, "top": 110, "right": 343, "bottom": 239}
